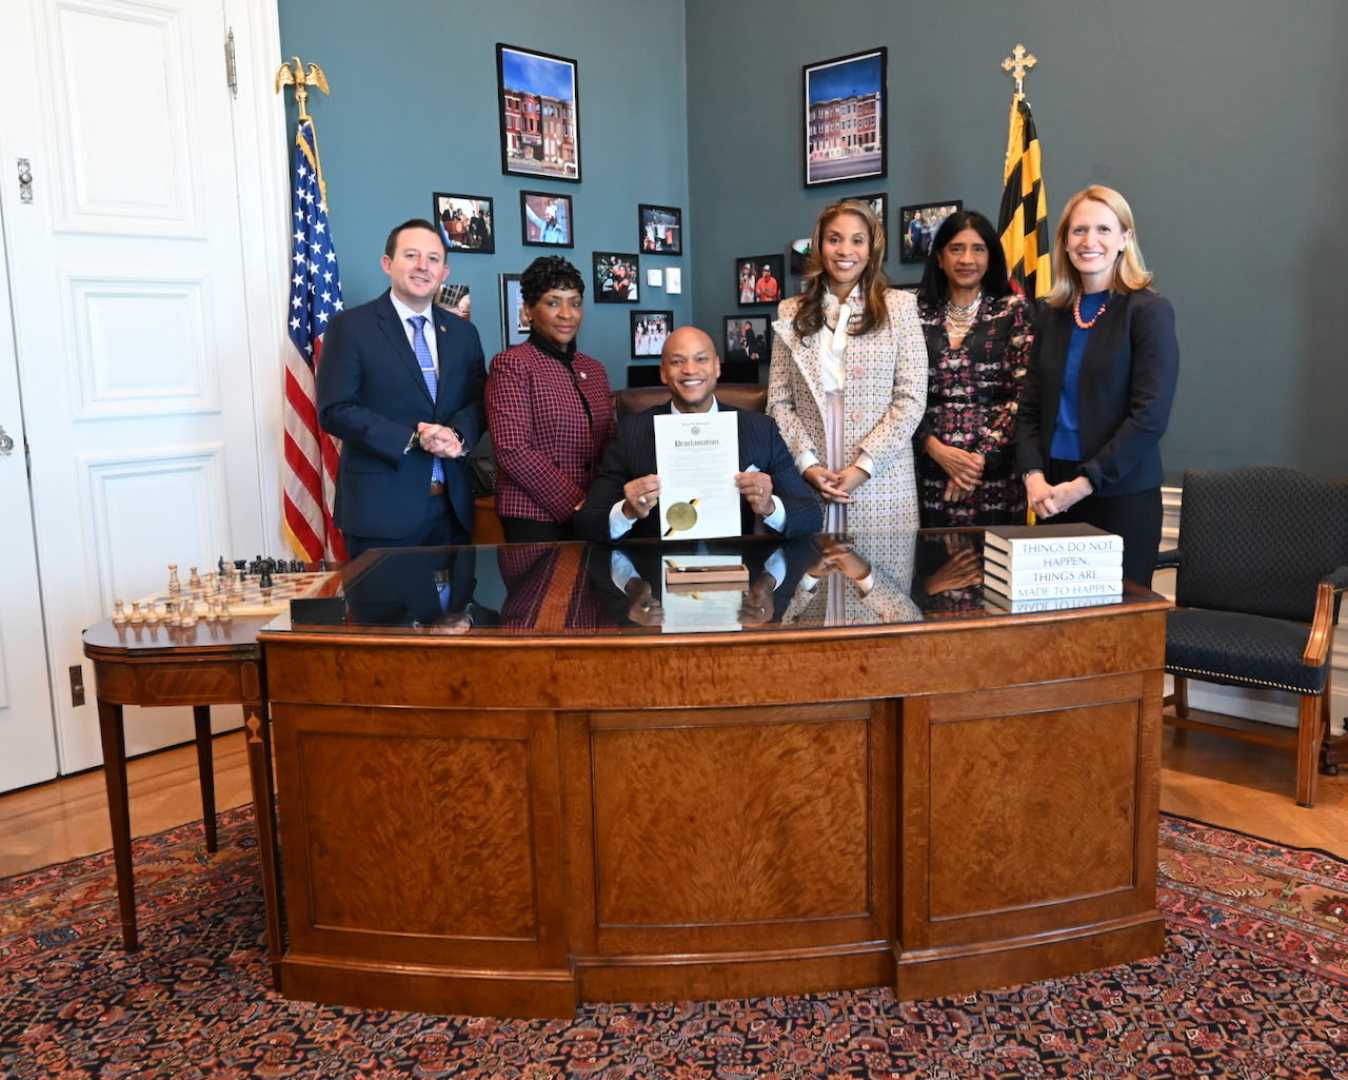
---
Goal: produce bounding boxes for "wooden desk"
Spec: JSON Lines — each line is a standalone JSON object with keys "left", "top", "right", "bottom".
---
{"left": 81, "top": 618, "right": 283, "bottom": 974}
{"left": 260, "top": 533, "right": 1171, "bottom": 1018}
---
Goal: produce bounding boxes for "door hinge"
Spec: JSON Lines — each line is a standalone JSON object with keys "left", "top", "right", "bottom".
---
{"left": 69, "top": 665, "right": 85, "bottom": 708}
{"left": 225, "top": 29, "right": 238, "bottom": 97}
{"left": 17, "top": 158, "right": 33, "bottom": 203}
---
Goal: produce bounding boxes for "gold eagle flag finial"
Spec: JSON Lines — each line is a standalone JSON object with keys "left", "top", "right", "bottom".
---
{"left": 274, "top": 56, "right": 329, "bottom": 123}
{"left": 1001, "top": 43, "right": 1038, "bottom": 101}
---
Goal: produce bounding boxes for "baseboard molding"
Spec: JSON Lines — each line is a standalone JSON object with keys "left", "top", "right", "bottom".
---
{"left": 1156, "top": 484, "right": 1347, "bottom": 736}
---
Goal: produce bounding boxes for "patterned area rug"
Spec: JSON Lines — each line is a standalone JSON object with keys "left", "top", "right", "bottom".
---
{"left": 1, "top": 809, "right": 1345, "bottom": 1078}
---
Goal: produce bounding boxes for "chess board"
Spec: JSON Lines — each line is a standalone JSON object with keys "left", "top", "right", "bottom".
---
{"left": 132, "top": 570, "right": 335, "bottom": 619}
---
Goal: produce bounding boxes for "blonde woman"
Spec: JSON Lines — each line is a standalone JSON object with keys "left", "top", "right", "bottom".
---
{"left": 1014, "top": 185, "right": 1179, "bottom": 586}
{"left": 768, "top": 198, "right": 927, "bottom": 535}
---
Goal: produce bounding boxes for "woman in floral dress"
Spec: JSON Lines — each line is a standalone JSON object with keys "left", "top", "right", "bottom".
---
{"left": 914, "top": 210, "right": 1034, "bottom": 527}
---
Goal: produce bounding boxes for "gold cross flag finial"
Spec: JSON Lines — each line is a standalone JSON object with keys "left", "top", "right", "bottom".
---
{"left": 1002, "top": 44, "right": 1038, "bottom": 101}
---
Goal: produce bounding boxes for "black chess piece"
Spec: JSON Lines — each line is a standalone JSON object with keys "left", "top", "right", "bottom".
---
{"left": 217, "top": 556, "right": 226, "bottom": 575}
{"left": 260, "top": 566, "right": 274, "bottom": 590}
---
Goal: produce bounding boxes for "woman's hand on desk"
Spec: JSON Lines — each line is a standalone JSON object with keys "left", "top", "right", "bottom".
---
{"left": 804, "top": 465, "right": 852, "bottom": 503}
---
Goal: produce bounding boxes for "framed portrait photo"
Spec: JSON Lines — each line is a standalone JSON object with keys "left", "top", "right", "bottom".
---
{"left": 803, "top": 47, "right": 887, "bottom": 188}
{"left": 722, "top": 315, "right": 772, "bottom": 367}
{"left": 520, "top": 191, "right": 574, "bottom": 248}
{"left": 899, "top": 200, "right": 963, "bottom": 263}
{"left": 593, "top": 252, "right": 640, "bottom": 303}
{"left": 431, "top": 192, "right": 495, "bottom": 254}
{"left": 630, "top": 310, "right": 673, "bottom": 358}
{"left": 498, "top": 273, "right": 530, "bottom": 350}
{"left": 855, "top": 191, "right": 889, "bottom": 259}
{"left": 735, "top": 254, "right": 785, "bottom": 307}
{"left": 496, "top": 43, "right": 581, "bottom": 183}
{"left": 638, "top": 203, "right": 683, "bottom": 255}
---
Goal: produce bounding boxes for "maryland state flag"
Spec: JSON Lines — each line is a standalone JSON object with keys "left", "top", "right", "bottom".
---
{"left": 998, "top": 97, "right": 1051, "bottom": 300}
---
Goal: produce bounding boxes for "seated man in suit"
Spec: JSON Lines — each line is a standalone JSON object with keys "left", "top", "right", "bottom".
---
{"left": 573, "top": 326, "right": 821, "bottom": 543}
{"left": 318, "top": 217, "right": 486, "bottom": 557}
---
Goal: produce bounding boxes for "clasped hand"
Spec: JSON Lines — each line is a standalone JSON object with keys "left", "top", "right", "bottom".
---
{"left": 807, "top": 538, "right": 871, "bottom": 582}
{"left": 928, "top": 438, "right": 984, "bottom": 502}
{"left": 1025, "top": 472, "right": 1092, "bottom": 518}
{"left": 804, "top": 464, "right": 868, "bottom": 503}
{"left": 416, "top": 422, "right": 463, "bottom": 458}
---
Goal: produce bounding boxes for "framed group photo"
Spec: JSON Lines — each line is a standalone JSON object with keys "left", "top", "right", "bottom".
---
{"left": 594, "top": 252, "right": 640, "bottom": 303}
{"left": 723, "top": 315, "right": 772, "bottom": 367}
{"left": 638, "top": 204, "right": 682, "bottom": 255}
{"left": 520, "top": 191, "right": 573, "bottom": 247}
{"left": 496, "top": 44, "right": 581, "bottom": 182}
{"left": 899, "top": 200, "right": 962, "bottom": 263}
{"left": 631, "top": 310, "right": 673, "bottom": 358}
{"left": 432, "top": 192, "right": 495, "bottom": 254}
{"left": 736, "top": 254, "right": 784, "bottom": 306}
{"left": 498, "top": 273, "right": 530, "bottom": 350}
{"left": 803, "top": 47, "right": 887, "bottom": 188}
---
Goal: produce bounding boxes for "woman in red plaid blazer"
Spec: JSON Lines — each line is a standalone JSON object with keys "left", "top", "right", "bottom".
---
{"left": 486, "top": 257, "right": 616, "bottom": 542}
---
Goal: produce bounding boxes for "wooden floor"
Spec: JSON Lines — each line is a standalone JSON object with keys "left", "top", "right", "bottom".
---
{"left": 1, "top": 714, "right": 1345, "bottom": 880}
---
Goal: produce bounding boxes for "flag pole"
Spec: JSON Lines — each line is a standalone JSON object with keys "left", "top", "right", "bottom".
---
{"left": 275, "top": 57, "right": 331, "bottom": 204}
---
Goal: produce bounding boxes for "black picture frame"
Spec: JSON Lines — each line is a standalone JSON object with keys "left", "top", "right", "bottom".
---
{"left": 593, "top": 252, "right": 640, "bottom": 303}
{"left": 630, "top": 310, "right": 674, "bottom": 358}
{"left": 854, "top": 191, "right": 889, "bottom": 260}
{"left": 498, "top": 273, "right": 530, "bottom": 350}
{"left": 431, "top": 192, "right": 495, "bottom": 254}
{"left": 802, "top": 47, "right": 887, "bottom": 188}
{"left": 722, "top": 315, "right": 773, "bottom": 368}
{"left": 899, "top": 200, "right": 963, "bottom": 264}
{"left": 638, "top": 203, "right": 683, "bottom": 255}
{"left": 519, "top": 191, "right": 574, "bottom": 248}
{"left": 496, "top": 43, "right": 582, "bottom": 183}
{"left": 735, "top": 254, "right": 785, "bottom": 307}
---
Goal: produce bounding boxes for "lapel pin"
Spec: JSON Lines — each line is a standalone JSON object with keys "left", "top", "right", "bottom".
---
{"left": 578, "top": 371, "right": 587, "bottom": 379}
{"left": 438, "top": 323, "right": 446, "bottom": 333}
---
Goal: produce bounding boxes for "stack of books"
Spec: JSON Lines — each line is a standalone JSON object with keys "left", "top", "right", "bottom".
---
{"left": 982, "top": 524, "right": 1123, "bottom": 612}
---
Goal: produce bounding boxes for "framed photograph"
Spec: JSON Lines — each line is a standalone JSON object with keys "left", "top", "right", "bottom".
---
{"left": 899, "top": 200, "right": 963, "bottom": 264}
{"left": 803, "top": 47, "right": 887, "bottom": 188}
{"left": 736, "top": 254, "right": 785, "bottom": 306}
{"left": 855, "top": 191, "right": 889, "bottom": 259}
{"left": 593, "top": 252, "right": 640, "bottom": 303}
{"left": 431, "top": 192, "right": 495, "bottom": 254}
{"left": 723, "top": 315, "right": 772, "bottom": 367}
{"left": 638, "top": 203, "right": 683, "bottom": 255}
{"left": 520, "top": 191, "right": 574, "bottom": 248}
{"left": 498, "top": 273, "right": 530, "bottom": 350}
{"left": 496, "top": 43, "right": 581, "bottom": 183}
{"left": 630, "top": 310, "right": 673, "bottom": 358}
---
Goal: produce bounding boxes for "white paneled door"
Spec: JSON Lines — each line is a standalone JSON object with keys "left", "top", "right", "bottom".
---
{"left": 0, "top": 0, "right": 271, "bottom": 777}
{"left": 0, "top": 205, "right": 60, "bottom": 792}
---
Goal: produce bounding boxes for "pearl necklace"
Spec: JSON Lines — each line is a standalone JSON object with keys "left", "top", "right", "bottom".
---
{"left": 944, "top": 292, "right": 981, "bottom": 340}
{"left": 1073, "top": 293, "right": 1108, "bottom": 329}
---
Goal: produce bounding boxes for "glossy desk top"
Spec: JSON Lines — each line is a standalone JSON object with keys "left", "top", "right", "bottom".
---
{"left": 252, "top": 529, "right": 1165, "bottom": 641}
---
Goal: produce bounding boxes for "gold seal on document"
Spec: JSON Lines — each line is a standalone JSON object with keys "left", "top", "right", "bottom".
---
{"left": 663, "top": 498, "right": 700, "bottom": 537}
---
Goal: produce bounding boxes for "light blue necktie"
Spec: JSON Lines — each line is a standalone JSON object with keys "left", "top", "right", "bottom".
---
{"left": 408, "top": 315, "right": 444, "bottom": 486}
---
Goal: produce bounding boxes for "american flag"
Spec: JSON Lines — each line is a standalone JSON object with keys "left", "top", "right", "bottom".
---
{"left": 283, "top": 119, "right": 347, "bottom": 562}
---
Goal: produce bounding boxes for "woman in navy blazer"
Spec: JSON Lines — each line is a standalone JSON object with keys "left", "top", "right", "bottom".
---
{"left": 1015, "top": 185, "right": 1179, "bottom": 586}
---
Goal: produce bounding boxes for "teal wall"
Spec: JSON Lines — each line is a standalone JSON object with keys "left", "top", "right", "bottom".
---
{"left": 280, "top": 0, "right": 1347, "bottom": 476}
{"left": 685, "top": 0, "right": 1348, "bottom": 478}
{"left": 278, "top": 0, "right": 690, "bottom": 387}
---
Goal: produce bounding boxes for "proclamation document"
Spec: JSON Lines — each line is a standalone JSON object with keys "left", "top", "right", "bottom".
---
{"left": 652, "top": 411, "right": 741, "bottom": 540}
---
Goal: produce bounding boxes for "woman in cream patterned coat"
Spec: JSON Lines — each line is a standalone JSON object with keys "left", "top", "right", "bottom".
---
{"left": 769, "top": 198, "right": 927, "bottom": 537}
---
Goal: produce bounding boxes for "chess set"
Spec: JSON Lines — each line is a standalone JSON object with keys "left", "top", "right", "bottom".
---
{"left": 111, "top": 556, "right": 336, "bottom": 628}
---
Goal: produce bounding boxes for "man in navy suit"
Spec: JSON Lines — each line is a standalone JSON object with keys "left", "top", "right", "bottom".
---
{"left": 573, "top": 326, "right": 821, "bottom": 543}
{"left": 318, "top": 218, "right": 485, "bottom": 556}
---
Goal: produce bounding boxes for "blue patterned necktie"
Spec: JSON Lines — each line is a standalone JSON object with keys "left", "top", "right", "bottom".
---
{"left": 408, "top": 315, "right": 444, "bottom": 486}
